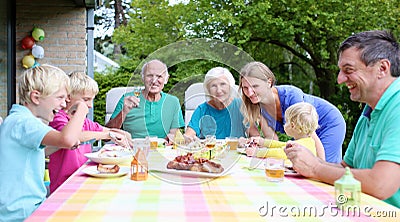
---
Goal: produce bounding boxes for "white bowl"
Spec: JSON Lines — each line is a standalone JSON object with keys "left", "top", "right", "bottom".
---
{"left": 84, "top": 150, "right": 132, "bottom": 165}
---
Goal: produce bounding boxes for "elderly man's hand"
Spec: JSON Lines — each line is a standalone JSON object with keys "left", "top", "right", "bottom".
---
{"left": 284, "top": 141, "right": 322, "bottom": 178}
{"left": 123, "top": 96, "right": 140, "bottom": 112}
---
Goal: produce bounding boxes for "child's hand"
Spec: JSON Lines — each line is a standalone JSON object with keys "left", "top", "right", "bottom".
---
{"left": 245, "top": 147, "right": 257, "bottom": 157}
{"left": 109, "top": 130, "right": 132, "bottom": 149}
{"left": 68, "top": 101, "right": 88, "bottom": 116}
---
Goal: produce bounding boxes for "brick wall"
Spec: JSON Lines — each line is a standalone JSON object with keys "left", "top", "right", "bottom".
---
{"left": 16, "top": 0, "right": 87, "bottom": 80}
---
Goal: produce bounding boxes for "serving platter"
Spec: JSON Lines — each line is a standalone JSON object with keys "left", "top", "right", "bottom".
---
{"left": 148, "top": 151, "right": 234, "bottom": 178}
{"left": 82, "top": 166, "right": 129, "bottom": 178}
{"left": 150, "top": 167, "right": 230, "bottom": 178}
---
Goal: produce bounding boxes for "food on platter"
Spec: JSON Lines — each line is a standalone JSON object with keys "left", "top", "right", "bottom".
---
{"left": 177, "top": 140, "right": 228, "bottom": 160}
{"left": 97, "top": 164, "right": 120, "bottom": 173}
{"left": 166, "top": 153, "right": 224, "bottom": 174}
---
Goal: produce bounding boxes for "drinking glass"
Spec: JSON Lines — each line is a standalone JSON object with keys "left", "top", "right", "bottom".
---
{"left": 205, "top": 135, "right": 216, "bottom": 160}
{"left": 133, "top": 86, "right": 141, "bottom": 97}
{"left": 205, "top": 135, "right": 216, "bottom": 149}
{"left": 225, "top": 137, "right": 239, "bottom": 150}
{"left": 264, "top": 157, "right": 285, "bottom": 182}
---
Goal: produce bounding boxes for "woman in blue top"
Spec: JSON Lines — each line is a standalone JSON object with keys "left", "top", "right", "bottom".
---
{"left": 239, "top": 61, "right": 346, "bottom": 163}
{"left": 185, "top": 67, "right": 247, "bottom": 140}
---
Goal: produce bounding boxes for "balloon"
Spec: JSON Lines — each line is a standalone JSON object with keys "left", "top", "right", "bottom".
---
{"left": 22, "top": 55, "right": 35, "bottom": 69}
{"left": 32, "top": 27, "right": 45, "bottom": 41}
{"left": 21, "top": 36, "right": 35, "bottom": 49}
{"left": 32, "top": 61, "right": 41, "bottom": 68}
{"left": 32, "top": 45, "right": 44, "bottom": 59}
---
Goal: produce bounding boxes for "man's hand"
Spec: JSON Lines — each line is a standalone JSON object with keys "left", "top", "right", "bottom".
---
{"left": 284, "top": 141, "right": 322, "bottom": 178}
{"left": 123, "top": 96, "right": 140, "bottom": 112}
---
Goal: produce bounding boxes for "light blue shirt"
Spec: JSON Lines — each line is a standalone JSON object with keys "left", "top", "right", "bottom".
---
{"left": 344, "top": 78, "right": 400, "bottom": 208}
{"left": 188, "top": 98, "right": 246, "bottom": 139}
{"left": 0, "top": 105, "right": 52, "bottom": 221}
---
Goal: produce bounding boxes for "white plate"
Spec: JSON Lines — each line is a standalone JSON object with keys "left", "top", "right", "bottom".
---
{"left": 84, "top": 151, "right": 132, "bottom": 165}
{"left": 102, "top": 143, "right": 129, "bottom": 152}
{"left": 82, "top": 165, "right": 129, "bottom": 178}
{"left": 236, "top": 147, "right": 247, "bottom": 155}
{"left": 150, "top": 167, "right": 230, "bottom": 178}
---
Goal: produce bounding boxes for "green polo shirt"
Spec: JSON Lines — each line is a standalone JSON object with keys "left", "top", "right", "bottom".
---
{"left": 344, "top": 77, "right": 400, "bottom": 208}
{"left": 111, "top": 91, "right": 184, "bottom": 139}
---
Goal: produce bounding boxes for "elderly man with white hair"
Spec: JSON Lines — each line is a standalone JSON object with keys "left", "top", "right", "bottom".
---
{"left": 106, "top": 59, "right": 185, "bottom": 139}
{"left": 184, "top": 67, "right": 247, "bottom": 140}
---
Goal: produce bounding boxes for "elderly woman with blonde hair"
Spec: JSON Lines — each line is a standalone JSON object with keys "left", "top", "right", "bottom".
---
{"left": 184, "top": 67, "right": 247, "bottom": 140}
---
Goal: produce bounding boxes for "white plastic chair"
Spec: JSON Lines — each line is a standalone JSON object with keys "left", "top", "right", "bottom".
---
{"left": 184, "top": 83, "right": 206, "bottom": 127}
{"left": 105, "top": 87, "right": 135, "bottom": 124}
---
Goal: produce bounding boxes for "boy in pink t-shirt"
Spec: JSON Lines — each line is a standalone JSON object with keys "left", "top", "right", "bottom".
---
{"left": 48, "top": 72, "right": 131, "bottom": 193}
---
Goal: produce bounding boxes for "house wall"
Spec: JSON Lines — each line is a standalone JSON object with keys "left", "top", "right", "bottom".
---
{"left": 16, "top": 0, "right": 87, "bottom": 99}
{"left": 0, "top": 0, "right": 7, "bottom": 119}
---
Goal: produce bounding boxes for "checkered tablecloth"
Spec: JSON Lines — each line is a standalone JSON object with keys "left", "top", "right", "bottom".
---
{"left": 27, "top": 149, "right": 399, "bottom": 222}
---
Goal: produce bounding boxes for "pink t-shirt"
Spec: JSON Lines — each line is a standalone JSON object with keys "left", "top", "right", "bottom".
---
{"left": 48, "top": 110, "right": 103, "bottom": 193}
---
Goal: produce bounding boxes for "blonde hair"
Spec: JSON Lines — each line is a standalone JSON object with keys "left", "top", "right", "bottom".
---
{"left": 203, "top": 67, "right": 236, "bottom": 100}
{"left": 18, "top": 64, "right": 70, "bottom": 105}
{"left": 285, "top": 102, "right": 319, "bottom": 136}
{"left": 239, "top": 61, "right": 276, "bottom": 127}
{"left": 68, "top": 71, "right": 99, "bottom": 96}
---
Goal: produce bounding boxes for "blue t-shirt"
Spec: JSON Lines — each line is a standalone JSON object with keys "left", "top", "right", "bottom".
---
{"left": 0, "top": 105, "right": 52, "bottom": 221}
{"left": 188, "top": 98, "right": 246, "bottom": 139}
{"left": 344, "top": 78, "right": 400, "bottom": 208}
{"left": 261, "top": 85, "right": 346, "bottom": 163}
{"left": 111, "top": 91, "right": 184, "bottom": 139}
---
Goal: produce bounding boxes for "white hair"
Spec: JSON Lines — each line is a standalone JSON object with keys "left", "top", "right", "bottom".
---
{"left": 203, "top": 67, "right": 236, "bottom": 100}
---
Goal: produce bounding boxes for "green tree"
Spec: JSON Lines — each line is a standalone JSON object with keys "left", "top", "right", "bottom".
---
{"left": 96, "top": 0, "right": 400, "bottom": 149}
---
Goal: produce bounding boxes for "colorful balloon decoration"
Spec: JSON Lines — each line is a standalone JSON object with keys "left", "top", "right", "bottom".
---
{"left": 21, "top": 36, "right": 35, "bottom": 49}
{"left": 22, "top": 55, "right": 35, "bottom": 69}
{"left": 32, "top": 27, "right": 45, "bottom": 41}
{"left": 32, "top": 45, "right": 44, "bottom": 59}
{"left": 21, "top": 27, "right": 46, "bottom": 68}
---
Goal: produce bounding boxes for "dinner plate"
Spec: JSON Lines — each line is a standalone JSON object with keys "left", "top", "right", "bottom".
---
{"left": 84, "top": 151, "right": 132, "bottom": 165}
{"left": 102, "top": 143, "right": 129, "bottom": 152}
{"left": 237, "top": 147, "right": 247, "bottom": 155}
{"left": 284, "top": 168, "right": 301, "bottom": 176}
{"left": 82, "top": 165, "right": 129, "bottom": 178}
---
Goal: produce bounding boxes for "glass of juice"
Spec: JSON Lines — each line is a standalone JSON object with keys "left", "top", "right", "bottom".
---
{"left": 265, "top": 157, "right": 285, "bottom": 182}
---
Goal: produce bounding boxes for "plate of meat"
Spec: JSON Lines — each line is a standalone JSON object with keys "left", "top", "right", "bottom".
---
{"left": 149, "top": 152, "right": 231, "bottom": 178}
{"left": 82, "top": 164, "right": 129, "bottom": 178}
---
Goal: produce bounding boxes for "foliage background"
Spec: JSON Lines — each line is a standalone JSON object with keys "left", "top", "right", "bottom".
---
{"left": 93, "top": 0, "right": 400, "bottom": 155}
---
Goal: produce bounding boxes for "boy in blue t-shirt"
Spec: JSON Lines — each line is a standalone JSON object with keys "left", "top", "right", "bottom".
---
{"left": 0, "top": 64, "right": 89, "bottom": 221}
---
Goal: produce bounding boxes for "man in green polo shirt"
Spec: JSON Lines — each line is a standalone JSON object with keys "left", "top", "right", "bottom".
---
{"left": 285, "top": 30, "right": 400, "bottom": 208}
{"left": 106, "top": 59, "right": 184, "bottom": 139}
